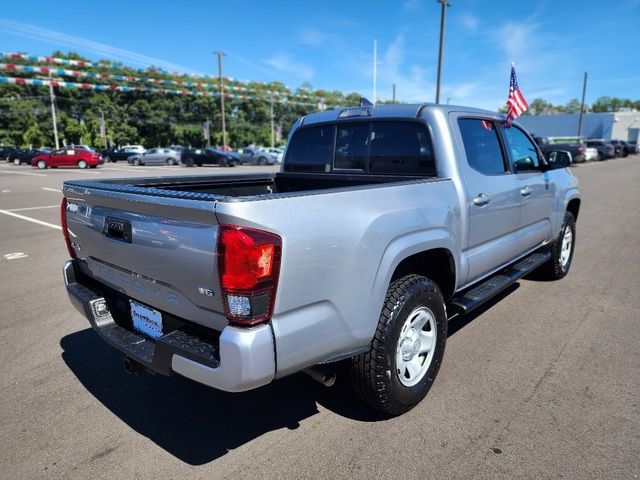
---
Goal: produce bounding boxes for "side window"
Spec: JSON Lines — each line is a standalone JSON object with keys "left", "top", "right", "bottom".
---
{"left": 500, "top": 126, "right": 540, "bottom": 172}
{"left": 284, "top": 125, "right": 335, "bottom": 172}
{"left": 335, "top": 123, "right": 369, "bottom": 170}
{"left": 147, "top": 149, "right": 156, "bottom": 154}
{"left": 458, "top": 119, "right": 507, "bottom": 175}
{"left": 370, "top": 122, "right": 435, "bottom": 176}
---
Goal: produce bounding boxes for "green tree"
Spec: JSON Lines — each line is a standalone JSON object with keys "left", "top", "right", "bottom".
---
{"left": 23, "top": 125, "right": 48, "bottom": 147}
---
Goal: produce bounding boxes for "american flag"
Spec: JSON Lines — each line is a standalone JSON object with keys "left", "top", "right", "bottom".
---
{"left": 505, "top": 64, "right": 528, "bottom": 127}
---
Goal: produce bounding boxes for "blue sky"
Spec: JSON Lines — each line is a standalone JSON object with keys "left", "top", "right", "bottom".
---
{"left": 1, "top": 0, "right": 639, "bottom": 110}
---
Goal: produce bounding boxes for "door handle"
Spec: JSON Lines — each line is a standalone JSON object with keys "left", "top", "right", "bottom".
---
{"left": 520, "top": 186, "right": 532, "bottom": 197}
{"left": 472, "top": 193, "right": 491, "bottom": 206}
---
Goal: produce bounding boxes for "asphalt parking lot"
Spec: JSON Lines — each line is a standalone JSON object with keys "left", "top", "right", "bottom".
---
{"left": 0, "top": 158, "right": 638, "bottom": 479}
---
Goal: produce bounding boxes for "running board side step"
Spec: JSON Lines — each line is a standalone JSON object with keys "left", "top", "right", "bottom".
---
{"left": 449, "top": 251, "right": 551, "bottom": 314}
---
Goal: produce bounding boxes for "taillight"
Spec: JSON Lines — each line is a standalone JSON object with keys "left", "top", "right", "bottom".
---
{"left": 577, "top": 146, "right": 584, "bottom": 153}
{"left": 60, "top": 197, "right": 77, "bottom": 259}
{"left": 217, "top": 225, "right": 281, "bottom": 326}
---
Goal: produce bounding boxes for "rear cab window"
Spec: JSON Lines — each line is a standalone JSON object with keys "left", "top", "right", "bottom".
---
{"left": 284, "top": 121, "right": 436, "bottom": 176}
{"left": 458, "top": 118, "right": 508, "bottom": 175}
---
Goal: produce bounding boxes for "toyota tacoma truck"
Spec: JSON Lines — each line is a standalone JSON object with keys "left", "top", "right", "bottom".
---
{"left": 61, "top": 102, "right": 580, "bottom": 416}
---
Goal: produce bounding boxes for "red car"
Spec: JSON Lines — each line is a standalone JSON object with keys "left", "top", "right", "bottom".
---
{"left": 31, "top": 148, "right": 103, "bottom": 169}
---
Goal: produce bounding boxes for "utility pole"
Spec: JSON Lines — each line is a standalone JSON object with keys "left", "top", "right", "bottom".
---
{"left": 577, "top": 72, "right": 588, "bottom": 140}
{"left": 99, "top": 109, "right": 107, "bottom": 147}
{"left": 372, "top": 39, "right": 377, "bottom": 105}
{"left": 270, "top": 92, "right": 275, "bottom": 148}
{"left": 392, "top": 84, "right": 396, "bottom": 103}
{"left": 435, "top": 0, "right": 451, "bottom": 104}
{"left": 214, "top": 50, "right": 227, "bottom": 150}
{"left": 48, "top": 79, "right": 60, "bottom": 149}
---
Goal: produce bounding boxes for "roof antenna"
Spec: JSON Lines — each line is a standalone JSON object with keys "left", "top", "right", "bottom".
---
{"left": 359, "top": 97, "right": 374, "bottom": 107}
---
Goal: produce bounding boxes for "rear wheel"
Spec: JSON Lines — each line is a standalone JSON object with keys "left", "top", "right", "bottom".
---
{"left": 166, "top": 158, "right": 176, "bottom": 166}
{"left": 78, "top": 160, "right": 88, "bottom": 169}
{"left": 258, "top": 157, "right": 267, "bottom": 165}
{"left": 132, "top": 158, "right": 141, "bottom": 166}
{"left": 104, "top": 156, "right": 111, "bottom": 163}
{"left": 36, "top": 160, "right": 47, "bottom": 169}
{"left": 13, "top": 158, "right": 20, "bottom": 165}
{"left": 350, "top": 274, "right": 447, "bottom": 416}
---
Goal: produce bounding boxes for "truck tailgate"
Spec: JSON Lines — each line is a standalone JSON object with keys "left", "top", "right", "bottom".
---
{"left": 63, "top": 182, "right": 227, "bottom": 331}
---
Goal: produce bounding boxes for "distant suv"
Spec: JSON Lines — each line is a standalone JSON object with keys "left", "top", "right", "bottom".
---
{"left": 32, "top": 148, "right": 103, "bottom": 169}
{"left": 9, "top": 148, "right": 50, "bottom": 165}
{"left": 585, "top": 139, "right": 615, "bottom": 160}
{"left": 609, "top": 139, "right": 632, "bottom": 157}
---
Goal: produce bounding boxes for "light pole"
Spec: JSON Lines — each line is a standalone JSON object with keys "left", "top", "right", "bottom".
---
{"left": 577, "top": 72, "right": 588, "bottom": 140}
{"left": 47, "top": 79, "right": 60, "bottom": 149}
{"left": 435, "top": 0, "right": 451, "bottom": 104}
{"left": 214, "top": 50, "right": 227, "bottom": 150}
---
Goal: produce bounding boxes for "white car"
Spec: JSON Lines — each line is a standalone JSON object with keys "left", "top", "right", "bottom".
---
{"left": 266, "top": 148, "right": 284, "bottom": 163}
{"left": 121, "top": 145, "right": 146, "bottom": 154}
{"left": 584, "top": 147, "right": 598, "bottom": 162}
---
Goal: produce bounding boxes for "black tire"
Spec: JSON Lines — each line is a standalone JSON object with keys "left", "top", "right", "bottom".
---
{"left": 258, "top": 157, "right": 267, "bottom": 165}
{"left": 13, "top": 158, "right": 20, "bottom": 166}
{"left": 78, "top": 160, "right": 88, "bottom": 169}
{"left": 132, "top": 158, "right": 141, "bottom": 166}
{"left": 166, "top": 158, "right": 175, "bottom": 166}
{"left": 350, "top": 274, "right": 447, "bottom": 416}
{"left": 540, "top": 211, "right": 576, "bottom": 280}
{"left": 104, "top": 156, "right": 111, "bottom": 163}
{"left": 36, "top": 160, "right": 47, "bottom": 169}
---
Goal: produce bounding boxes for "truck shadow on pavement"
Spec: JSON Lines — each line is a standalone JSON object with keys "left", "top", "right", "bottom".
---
{"left": 60, "top": 283, "right": 520, "bottom": 465}
{"left": 60, "top": 329, "right": 382, "bottom": 465}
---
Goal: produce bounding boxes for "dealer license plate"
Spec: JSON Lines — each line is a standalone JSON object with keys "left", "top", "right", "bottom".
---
{"left": 130, "top": 300, "right": 163, "bottom": 339}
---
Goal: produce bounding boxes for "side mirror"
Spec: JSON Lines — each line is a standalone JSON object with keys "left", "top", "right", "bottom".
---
{"left": 545, "top": 150, "right": 572, "bottom": 169}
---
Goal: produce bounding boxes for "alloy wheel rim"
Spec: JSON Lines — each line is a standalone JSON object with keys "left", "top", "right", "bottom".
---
{"left": 560, "top": 226, "right": 573, "bottom": 269}
{"left": 395, "top": 306, "right": 437, "bottom": 387}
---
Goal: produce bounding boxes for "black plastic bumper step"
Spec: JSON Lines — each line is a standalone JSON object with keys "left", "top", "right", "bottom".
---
{"left": 449, "top": 250, "right": 551, "bottom": 314}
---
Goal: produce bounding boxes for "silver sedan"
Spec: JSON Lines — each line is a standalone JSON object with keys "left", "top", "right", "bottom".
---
{"left": 128, "top": 148, "right": 182, "bottom": 166}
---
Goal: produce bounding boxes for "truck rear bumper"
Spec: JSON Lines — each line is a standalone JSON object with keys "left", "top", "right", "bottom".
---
{"left": 63, "top": 260, "right": 275, "bottom": 392}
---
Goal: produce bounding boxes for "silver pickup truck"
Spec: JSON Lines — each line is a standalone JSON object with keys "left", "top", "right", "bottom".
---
{"left": 61, "top": 103, "right": 580, "bottom": 416}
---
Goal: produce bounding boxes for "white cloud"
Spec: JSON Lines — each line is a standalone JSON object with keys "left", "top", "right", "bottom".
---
{"left": 298, "top": 28, "right": 331, "bottom": 47}
{"left": 0, "top": 18, "right": 200, "bottom": 73}
{"left": 458, "top": 13, "right": 479, "bottom": 33}
{"left": 402, "top": 0, "right": 423, "bottom": 11}
{"left": 263, "top": 53, "right": 314, "bottom": 80}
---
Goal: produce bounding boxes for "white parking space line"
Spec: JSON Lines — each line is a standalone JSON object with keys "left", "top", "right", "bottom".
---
{"left": 0, "top": 208, "right": 61, "bottom": 230}
{"left": 6, "top": 205, "right": 59, "bottom": 212}
{"left": 0, "top": 169, "right": 47, "bottom": 177}
{"left": 42, "top": 187, "right": 62, "bottom": 193}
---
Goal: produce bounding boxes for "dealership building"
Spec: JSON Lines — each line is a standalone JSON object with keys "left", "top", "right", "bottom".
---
{"left": 516, "top": 111, "right": 640, "bottom": 142}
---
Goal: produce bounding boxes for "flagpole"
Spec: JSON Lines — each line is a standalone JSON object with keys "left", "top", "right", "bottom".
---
{"left": 372, "top": 39, "right": 377, "bottom": 105}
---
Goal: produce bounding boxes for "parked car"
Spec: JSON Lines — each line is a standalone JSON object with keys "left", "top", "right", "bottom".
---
{"left": 60, "top": 102, "right": 580, "bottom": 416}
{"left": 187, "top": 148, "right": 239, "bottom": 167}
{"left": 9, "top": 148, "right": 50, "bottom": 165}
{"left": 585, "top": 139, "right": 615, "bottom": 160}
{"left": 236, "top": 147, "right": 277, "bottom": 165}
{"left": 1, "top": 146, "right": 18, "bottom": 162}
{"left": 121, "top": 145, "right": 146, "bottom": 154}
{"left": 128, "top": 148, "right": 182, "bottom": 166}
{"left": 100, "top": 147, "right": 139, "bottom": 163}
{"left": 266, "top": 147, "right": 284, "bottom": 163}
{"left": 583, "top": 147, "right": 599, "bottom": 162}
{"left": 610, "top": 139, "right": 633, "bottom": 157}
{"left": 32, "top": 148, "right": 103, "bottom": 169}
{"left": 532, "top": 136, "right": 586, "bottom": 163}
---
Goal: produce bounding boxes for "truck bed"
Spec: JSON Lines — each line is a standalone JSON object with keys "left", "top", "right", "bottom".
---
{"left": 64, "top": 171, "right": 434, "bottom": 201}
